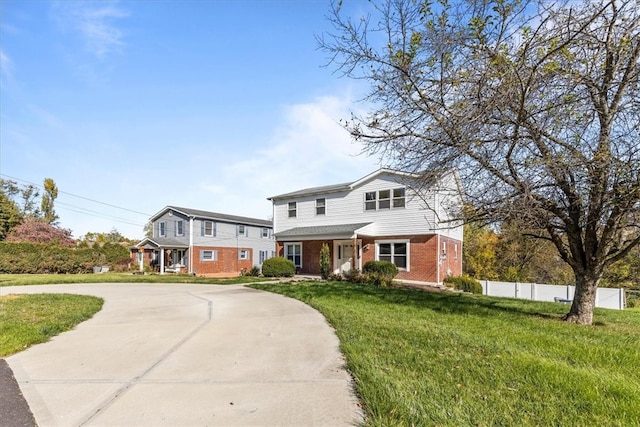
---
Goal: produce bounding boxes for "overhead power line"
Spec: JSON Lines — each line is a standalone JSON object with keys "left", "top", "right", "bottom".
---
{"left": 0, "top": 173, "right": 152, "bottom": 217}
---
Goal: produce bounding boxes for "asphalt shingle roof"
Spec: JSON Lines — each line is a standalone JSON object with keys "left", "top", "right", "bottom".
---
{"left": 158, "top": 206, "right": 272, "bottom": 227}
{"left": 275, "top": 222, "right": 372, "bottom": 238}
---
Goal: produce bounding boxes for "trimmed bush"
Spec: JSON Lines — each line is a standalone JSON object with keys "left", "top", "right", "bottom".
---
{"left": 363, "top": 260, "right": 399, "bottom": 287}
{"left": 261, "top": 257, "right": 296, "bottom": 277}
{"left": 444, "top": 275, "right": 483, "bottom": 294}
{"left": 319, "top": 243, "right": 331, "bottom": 280}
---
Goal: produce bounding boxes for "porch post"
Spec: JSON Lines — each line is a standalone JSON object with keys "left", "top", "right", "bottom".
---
{"left": 352, "top": 236, "right": 358, "bottom": 271}
{"left": 160, "top": 249, "right": 165, "bottom": 275}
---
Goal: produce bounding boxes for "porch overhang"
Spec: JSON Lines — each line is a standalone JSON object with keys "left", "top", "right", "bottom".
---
{"left": 134, "top": 237, "right": 189, "bottom": 250}
{"left": 275, "top": 222, "right": 372, "bottom": 241}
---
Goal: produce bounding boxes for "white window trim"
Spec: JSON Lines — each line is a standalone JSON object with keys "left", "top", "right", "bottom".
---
{"left": 159, "top": 221, "right": 167, "bottom": 237}
{"left": 288, "top": 202, "right": 297, "bottom": 218}
{"left": 364, "top": 187, "right": 406, "bottom": 211}
{"left": 203, "top": 221, "right": 216, "bottom": 237}
{"left": 237, "top": 224, "right": 247, "bottom": 237}
{"left": 316, "top": 198, "right": 326, "bottom": 216}
{"left": 200, "top": 249, "right": 218, "bottom": 261}
{"left": 261, "top": 228, "right": 270, "bottom": 238}
{"left": 238, "top": 249, "right": 249, "bottom": 260}
{"left": 284, "top": 242, "right": 303, "bottom": 268}
{"left": 375, "top": 239, "right": 410, "bottom": 271}
{"left": 175, "top": 220, "right": 184, "bottom": 237}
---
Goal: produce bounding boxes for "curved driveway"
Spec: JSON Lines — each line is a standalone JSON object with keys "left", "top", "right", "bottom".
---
{"left": 3, "top": 283, "right": 362, "bottom": 426}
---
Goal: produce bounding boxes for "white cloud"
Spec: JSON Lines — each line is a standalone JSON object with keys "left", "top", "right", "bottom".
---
{"left": 181, "top": 94, "right": 382, "bottom": 221}
{"left": 52, "top": 1, "right": 129, "bottom": 58}
{"left": 0, "top": 49, "right": 13, "bottom": 81}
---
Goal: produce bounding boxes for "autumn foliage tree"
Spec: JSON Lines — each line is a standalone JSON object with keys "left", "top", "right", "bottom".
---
{"left": 321, "top": 0, "right": 640, "bottom": 324}
{"left": 6, "top": 218, "right": 74, "bottom": 247}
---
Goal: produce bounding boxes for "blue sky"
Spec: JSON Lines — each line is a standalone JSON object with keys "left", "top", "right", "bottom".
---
{"left": 0, "top": 0, "right": 382, "bottom": 239}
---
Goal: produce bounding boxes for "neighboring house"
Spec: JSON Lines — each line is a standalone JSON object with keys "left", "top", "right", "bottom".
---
{"left": 267, "top": 169, "right": 463, "bottom": 284}
{"left": 132, "top": 206, "right": 275, "bottom": 276}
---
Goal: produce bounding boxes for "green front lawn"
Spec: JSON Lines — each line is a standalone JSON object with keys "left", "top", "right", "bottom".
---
{"left": 0, "top": 273, "right": 272, "bottom": 287}
{"left": 251, "top": 281, "right": 640, "bottom": 427}
{"left": 0, "top": 294, "right": 103, "bottom": 357}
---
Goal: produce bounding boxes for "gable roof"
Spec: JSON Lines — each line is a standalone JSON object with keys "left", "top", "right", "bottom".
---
{"left": 267, "top": 168, "right": 419, "bottom": 201}
{"left": 150, "top": 206, "right": 272, "bottom": 228}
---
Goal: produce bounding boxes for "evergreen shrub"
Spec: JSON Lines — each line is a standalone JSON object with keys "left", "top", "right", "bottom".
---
{"left": 363, "top": 260, "right": 399, "bottom": 287}
{"left": 261, "top": 257, "right": 296, "bottom": 277}
{"left": 444, "top": 275, "right": 483, "bottom": 294}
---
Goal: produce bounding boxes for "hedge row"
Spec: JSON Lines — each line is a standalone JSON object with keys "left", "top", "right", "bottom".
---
{"left": 0, "top": 242, "right": 131, "bottom": 274}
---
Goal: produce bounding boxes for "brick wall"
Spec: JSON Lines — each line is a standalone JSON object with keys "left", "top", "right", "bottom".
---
{"left": 191, "top": 246, "right": 253, "bottom": 276}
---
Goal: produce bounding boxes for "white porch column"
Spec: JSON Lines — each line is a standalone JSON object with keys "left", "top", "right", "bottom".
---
{"left": 189, "top": 217, "right": 194, "bottom": 274}
{"left": 160, "top": 249, "right": 165, "bottom": 275}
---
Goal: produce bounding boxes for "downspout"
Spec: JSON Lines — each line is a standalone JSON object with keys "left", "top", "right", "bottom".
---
{"left": 436, "top": 234, "right": 441, "bottom": 285}
{"left": 189, "top": 216, "right": 194, "bottom": 274}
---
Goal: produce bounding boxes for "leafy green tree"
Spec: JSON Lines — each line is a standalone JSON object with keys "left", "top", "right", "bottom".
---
{"left": 462, "top": 223, "right": 499, "bottom": 280}
{"left": 0, "top": 190, "right": 21, "bottom": 240}
{"left": 321, "top": 0, "right": 640, "bottom": 324}
{"left": 41, "top": 178, "right": 59, "bottom": 225}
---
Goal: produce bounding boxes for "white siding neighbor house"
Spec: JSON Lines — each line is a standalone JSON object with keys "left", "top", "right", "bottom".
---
{"left": 132, "top": 206, "right": 275, "bottom": 276}
{"left": 268, "top": 169, "right": 463, "bottom": 284}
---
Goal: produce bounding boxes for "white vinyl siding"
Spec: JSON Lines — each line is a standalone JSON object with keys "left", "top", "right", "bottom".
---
{"left": 273, "top": 174, "right": 445, "bottom": 237}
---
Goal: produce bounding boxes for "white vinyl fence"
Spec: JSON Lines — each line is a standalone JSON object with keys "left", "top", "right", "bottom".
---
{"left": 480, "top": 281, "right": 626, "bottom": 310}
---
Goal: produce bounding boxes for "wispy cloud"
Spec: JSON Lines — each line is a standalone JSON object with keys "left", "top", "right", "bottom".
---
{"left": 0, "top": 49, "right": 13, "bottom": 81}
{"left": 52, "top": 1, "right": 129, "bottom": 58}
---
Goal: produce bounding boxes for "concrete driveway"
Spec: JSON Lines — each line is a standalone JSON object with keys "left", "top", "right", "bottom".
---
{"left": 2, "top": 283, "right": 362, "bottom": 427}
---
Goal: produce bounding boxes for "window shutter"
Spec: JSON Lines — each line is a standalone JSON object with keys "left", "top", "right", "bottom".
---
{"left": 214, "top": 222, "right": 217, "bottom": 237}
{"left": 201, "top": 221, "right": 204, "bottom": 236}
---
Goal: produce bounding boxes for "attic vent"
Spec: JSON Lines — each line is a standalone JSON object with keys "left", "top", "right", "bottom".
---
{"left": 168, "top": 210, "right": 173, "bottom": 216}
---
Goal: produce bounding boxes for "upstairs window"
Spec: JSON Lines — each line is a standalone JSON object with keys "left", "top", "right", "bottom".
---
{"left": 288, "top": 202, "right": 297, "bottom": 218}
{"left": 393, "top": 188, "right": 406, "bottom": 208}
{"left": 378, "top": 190, "right": 391, "bottom": 209}
{"left": 203, "top": 221, "right": 216, "bottom": 237}
{"left": 175, "top": 220, "right": 184, "bottom": 236}
{"left": 316, "top": 198, "right": 326, "bottom": 215}
{"left": 237, "top": 224, "right": 247, "bottom": 237}
{"left": 365, "top": 192, "right": 377, "bottom": 210}
{"left": 261, "top": 228, "right": 270, "bottom": 238}
{"left": 365, "top": 187, "right": 406, "bottom": 211}
{"left": 159, "top": 221, "right": 167, "bottom": 237}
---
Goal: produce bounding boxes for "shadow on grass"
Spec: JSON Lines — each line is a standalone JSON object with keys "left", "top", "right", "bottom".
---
{"left": 251, "top": 281, "right": 565, "bottom": 322}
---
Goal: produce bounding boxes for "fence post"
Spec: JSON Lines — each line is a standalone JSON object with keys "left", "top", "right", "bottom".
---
{"left": 620, "top": 288, "right": 626, "bottom": 310}
{"left": 515, "top": 282, "right": 520, "bottom": 298}
{"left": 483, "top": 280, "right": 488, "bottom": 296}
{"left": 532, "top": 283, "right": 537, "bottom": 301}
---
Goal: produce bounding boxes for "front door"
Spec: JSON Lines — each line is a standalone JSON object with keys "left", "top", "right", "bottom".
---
{"left": 338, "top": 243, "right": 353, "bottom": 272}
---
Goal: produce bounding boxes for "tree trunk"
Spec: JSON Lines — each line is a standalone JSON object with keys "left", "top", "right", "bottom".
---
{"left": 563, "top": 271, "right": 600, "bottom": 325}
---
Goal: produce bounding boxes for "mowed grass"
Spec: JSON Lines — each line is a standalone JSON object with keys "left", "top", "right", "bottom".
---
{"left": 0, "top": 293, "right": 103, "bottom": 357}
{"left": 0, "top": 273, "right": 271, "bottom": 287}
{"left": 251, "top": 282, "right": 640, "bottom": 427}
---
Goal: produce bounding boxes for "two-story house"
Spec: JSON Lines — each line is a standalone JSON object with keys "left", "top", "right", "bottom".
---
{"left": 132, "top": 206, "right": 275, "bottom": 276}
{"left": 267, "top": 169, "right": 463, "bottom": 284}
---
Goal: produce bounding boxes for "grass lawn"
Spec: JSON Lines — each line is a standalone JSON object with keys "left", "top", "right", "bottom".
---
{"left": 0, "top": 294, "right": 103, "bottom": 357}
{"left": 251, "top": 281, "right": 640, "bottom": 427}
{"left": 0, "top": 273, "right": 272, "bottom": 287}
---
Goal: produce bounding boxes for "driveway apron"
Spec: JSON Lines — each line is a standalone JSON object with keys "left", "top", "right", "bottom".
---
{"left": 2, "top": 284, "right": 362, "bottom": 427}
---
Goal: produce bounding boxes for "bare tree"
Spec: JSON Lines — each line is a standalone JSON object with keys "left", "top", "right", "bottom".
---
{"left": 320, "top": 0, "right": 640, "bottom": 324}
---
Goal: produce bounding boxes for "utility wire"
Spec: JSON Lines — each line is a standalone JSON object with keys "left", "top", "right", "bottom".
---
{"left": 0, "top": 173, "right": 152, "bottom": 216}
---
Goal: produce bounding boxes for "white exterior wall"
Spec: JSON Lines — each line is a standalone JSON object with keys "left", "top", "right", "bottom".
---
{"left": 273, "top": 171, "right": 463, "bottom": 240}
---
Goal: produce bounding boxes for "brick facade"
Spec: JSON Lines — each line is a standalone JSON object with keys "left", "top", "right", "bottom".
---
{"left": 277, "top": 234, "right": 462, "bottom": 283}
{"left": 191, "top": 246, "right": 253, "bottom": 276}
